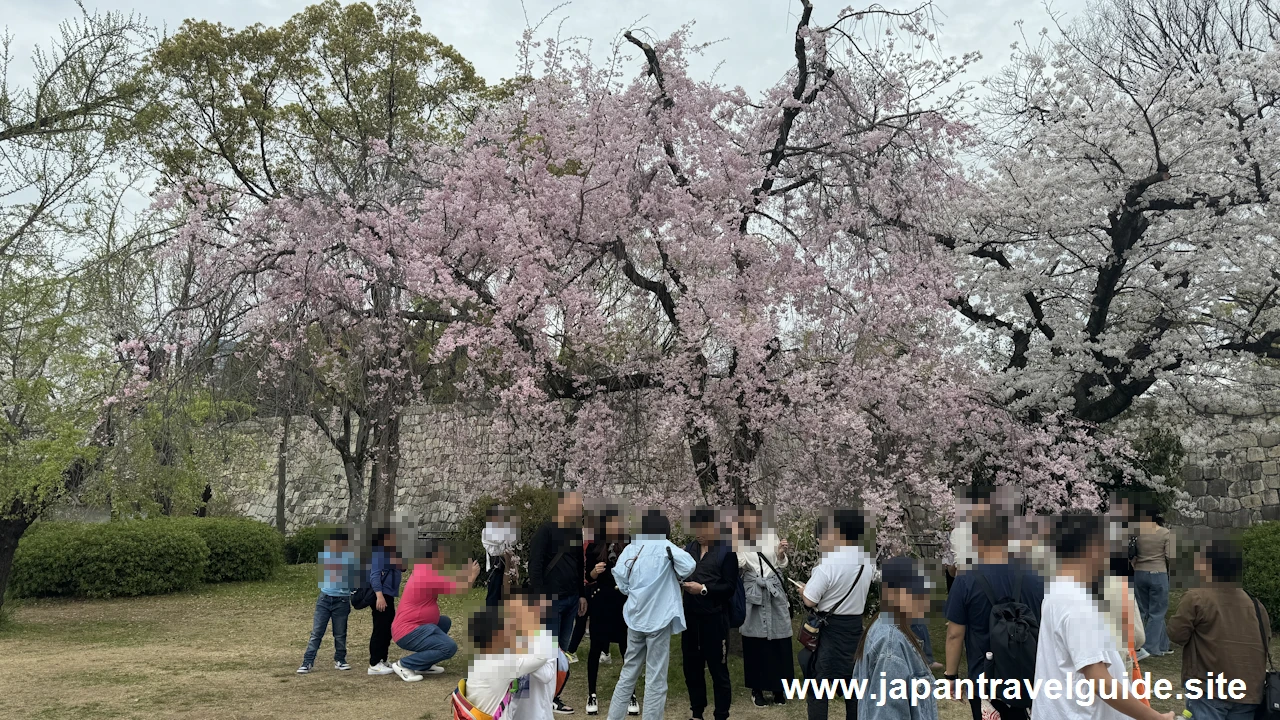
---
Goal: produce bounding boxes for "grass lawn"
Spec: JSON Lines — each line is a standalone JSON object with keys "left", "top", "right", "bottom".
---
{"left": 0, "top": 567, "right": 1188, "bottom": 720}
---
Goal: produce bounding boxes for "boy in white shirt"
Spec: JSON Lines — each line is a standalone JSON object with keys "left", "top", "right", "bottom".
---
{"left": 1031, "top": 513, "right": 1172, "bottom": 720}
{"left": 465, "top": 603, "right": 554, "bottom": 718}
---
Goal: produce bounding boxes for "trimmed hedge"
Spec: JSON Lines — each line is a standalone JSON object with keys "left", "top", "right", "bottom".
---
{"left": 1244, "top": 522, "right": 1280, "bottom": 629}
{"left": 11, "top": 520, "right": 209, "bottom": 599}
{"left": 10, "top": 517, "right": 286, "bottom": 600}
{"left": 8, "top": 522, "right": 90, "bottom": 598}
{"left": 172, "top": 517, "right": 283, "bottom": 582}
{"left": 284, "top": 524, "right": 344, "bottom": 565}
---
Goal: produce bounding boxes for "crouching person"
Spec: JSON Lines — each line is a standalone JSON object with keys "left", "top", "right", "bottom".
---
{"left": 607, "top": 509, "right": 696, "bottom": 720}
{"left": 391, "top": 540, "right": 481, "bottom": 682}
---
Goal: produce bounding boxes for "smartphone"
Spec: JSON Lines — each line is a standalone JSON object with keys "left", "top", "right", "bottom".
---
{"left": 789, "top": 578, "right": 805, "bottom": 589}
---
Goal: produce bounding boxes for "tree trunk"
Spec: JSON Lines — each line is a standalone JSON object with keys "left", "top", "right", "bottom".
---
{"left": 366, "top": 412, "right": 400, "bottom": 532}
{"left": 343, "top": 459, "right": 365, "bottom": 526}
{"left": 0, "top": 516, "right": 33, "bottom": 616}
{"left": 275, "top": 413, "right": 290, "bottom": 534}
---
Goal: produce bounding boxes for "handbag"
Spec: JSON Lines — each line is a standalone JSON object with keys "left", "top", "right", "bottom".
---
{"left": 1248, "top": 594, "right": 1280, "bottom": 720}
{"left": 798, "top": 565, "right": 864, "bottom": 653}
{"left": 352, "top": 568, "right": 390, "bottom": 610}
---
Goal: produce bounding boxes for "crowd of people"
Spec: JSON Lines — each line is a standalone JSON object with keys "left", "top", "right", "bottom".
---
{"left": 291, "top": 487, "right": 1273, "bottom": 720}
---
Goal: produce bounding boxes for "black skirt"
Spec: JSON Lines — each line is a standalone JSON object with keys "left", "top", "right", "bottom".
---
{"left": 742, "top": 635, "right": 796, "bottom": 692}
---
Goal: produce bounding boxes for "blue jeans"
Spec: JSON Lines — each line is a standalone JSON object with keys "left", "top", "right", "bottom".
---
{"left": 1134, "top": 571, "right": 1170, "bottom": 654}
{"left": 549, "top": 595, "right": 580, "bottom": 652}
{"left": 910, "top": 620, "right": 935, "bottom": 664}
{"left": 1186, "top": 697, "right": 1259, "bottom": 720}
{"left": 394, "top": 615, "right": 456, "bottom": 672}
{"left": 608, "top": 624, "right": 673, "bottom": 720}
{"left": 302, "top": 593, "right": 351, "bottom": 666}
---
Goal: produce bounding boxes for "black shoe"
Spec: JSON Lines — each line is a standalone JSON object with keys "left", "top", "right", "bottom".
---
{"left": 774, "top": 691, "right": 787, "bottom": 705}
{"left": 553, "top": 697, "right": 575, "bottom": 715}
{"left": 753, "top": 690, "right": 768, "bottom": 707}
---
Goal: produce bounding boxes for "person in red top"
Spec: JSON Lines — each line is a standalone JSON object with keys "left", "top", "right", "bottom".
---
{"left": 389, "top": 541, "right": 480, "bottom": 683}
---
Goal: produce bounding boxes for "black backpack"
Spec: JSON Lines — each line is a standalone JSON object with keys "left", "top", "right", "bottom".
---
{"left": 975, "top": 569, "right": 1039, "bottom": 708}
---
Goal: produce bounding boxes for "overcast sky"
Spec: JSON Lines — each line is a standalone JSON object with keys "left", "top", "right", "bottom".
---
{"left": 5, "top": 0, "right": 1089, "bottom": 94}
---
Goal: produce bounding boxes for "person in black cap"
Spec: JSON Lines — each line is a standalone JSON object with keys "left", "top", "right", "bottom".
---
{"left": 853, "top": 556, "right": 939, "bottom": 720}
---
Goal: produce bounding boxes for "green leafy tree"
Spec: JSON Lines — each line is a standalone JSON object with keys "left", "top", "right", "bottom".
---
{"left": 0, "top": 5, "right": 152, "bottom": 611}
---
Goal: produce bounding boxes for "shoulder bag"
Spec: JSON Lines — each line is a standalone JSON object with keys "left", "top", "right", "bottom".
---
{"left": 1249, "top": 594, "right": 1280, "bottom": 720}
{"left": 798, "top": 564, "right": 864, "bottom": 652}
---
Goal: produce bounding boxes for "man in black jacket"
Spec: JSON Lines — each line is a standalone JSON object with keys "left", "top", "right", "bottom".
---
{"left": 529, "top": 490, "right": 585, "bottom": 714}
{"left": 682, "top": 507, "right": 739, "bottom": 720}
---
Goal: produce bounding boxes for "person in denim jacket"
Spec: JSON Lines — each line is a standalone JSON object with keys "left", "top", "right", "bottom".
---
{"left": 853, "top": 556, "right": 938, "bottom": 720}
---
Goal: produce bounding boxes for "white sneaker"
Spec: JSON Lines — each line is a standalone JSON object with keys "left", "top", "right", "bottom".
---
{"left": 586, "top": 693, "right": 599, "bottom": 715}
{"left": 296, "top": 664, "right": 312, "bottom": 674}
{"left": 566, "top": 653, "right": 579, "bottom": 664}
{"left": 599, "top": 652, "right": 611, "bottom": 664}
{"left": 391, "top": 661, "right": 423, "bottom": 682}
{"left": 1135, "top": 648, "right": 1151, "bottom": 661}
{"left": 423, "top": 664, "right": 445, "bottom": 675}
{"left": 368, "top": 662, "right": 393, "bottom": 675}
{"left": 334, "top": 661, "right": 351, "bottom": 671}
{"left": 627, "top": 695, "right": 639, "bottom": 715}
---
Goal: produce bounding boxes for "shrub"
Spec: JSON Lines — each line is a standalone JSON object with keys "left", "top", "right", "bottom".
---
{"left": 172, "top": 517, "right": 283, "bottom": 582}
{"left": 7, "top": 522, "right": 90, "bottom": 598}
{"left": 284, "top": 524, "right": 344, "bottom": 565}
{"left": 1244, "top": 522, "right": 1280, "bottom": 629}
{"left": 75, "top": 522, "right": 209, "bottom": 598}
{"left": 11, "top": 520, "right": 209, "bottom": 599}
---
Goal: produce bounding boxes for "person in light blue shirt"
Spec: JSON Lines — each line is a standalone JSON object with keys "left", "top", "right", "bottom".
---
{"left": 606, "top": 509, "right": 696, "bottom": 720}
{"left": 298, "top": 530, "right": 358, "bottom": 674}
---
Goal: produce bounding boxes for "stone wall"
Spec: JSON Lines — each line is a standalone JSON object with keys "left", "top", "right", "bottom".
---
{"left": 219, "top": 401, "right": 1280, "bottom": 533}
{"left": 1178, "top": 412, "right": 1280, "bottom": 528}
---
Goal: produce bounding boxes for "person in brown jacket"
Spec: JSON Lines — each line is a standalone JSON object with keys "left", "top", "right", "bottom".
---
{"left": 1133, "top": 506, "right": 1176, "bottom": 659}
{"left": 1167, "top": 538, "right": 1270, "bottom": 720}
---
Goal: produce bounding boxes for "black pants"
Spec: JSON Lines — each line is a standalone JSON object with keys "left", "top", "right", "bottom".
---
{"left": 587, "top": 631, "right": 627, "bottom": 695}
{"left": 969, "top": 698, "right": 1029, "bottom": 720}
{"left": 369, "top": 595, "right": 395, "bottom": 666}
{"left": 569, "top": 612, "right": 588, "bottom": 653}
{"left": 485, "top": 558, "right": 505, "bottom": 607}
{"left": 683, "top": 612, "right": 732, "bottom": 720}
{"left": 805, "top": 614, "right": 862, "bottom": 720}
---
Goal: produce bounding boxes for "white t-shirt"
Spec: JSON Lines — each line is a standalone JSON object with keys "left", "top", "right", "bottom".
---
{"left": 508, "top": 630, "right": 557, "bottom": 720}
{"left": 468, "top": 651, "right": 551, "bottom": 715}
{"left": 1032, "top": 578, "right": 1128, "bottom": 720}
{"left": 804, "top": 545, "right": 875, "bottom": 615}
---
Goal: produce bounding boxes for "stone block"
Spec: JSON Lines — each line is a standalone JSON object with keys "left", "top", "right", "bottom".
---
{"left": 1182, "top": 465, "right": 1204, "bottom": 482}
{"left": 1249, "top": 447, "right": 1267, "bottom": 463}
{"left": 1228, "top": 481, "right": 1249, "bottom": 499}
{"left": 1245, "top": 465, "right": 1264, "bottom": 481}
{"left": 1221, "top": 497, "right": 1242, "bottom": 512}
{"left": 1265, "top": 489, "right": 1279, "bottom": 505}
{"left": 1268, "top": 475, "right": 1280, "bottom": 491}
{"left": 1204, "top": 467, "right": 1221, "bottom": 480}
{"left": 1208, "top": 478, "right": 1229, "bottom": 496}
{"left": 1197, "top": 496, "right": 1221, "bottom": 513}
{"left": 1222, "top": 465, "right": 1241, "bottom": 481}
{"left": 1184, "top": 480, "right": 1207, "bottom": 496}
{"left": 1242, "top": 494, "right": 1263, "bottom": 509}
{"left": 1233, "top": 509, "right": 1254, "bottom": 528}
{"left": 1264, "top": 506, "right": 1280, "bottom": 522}
{"left": 1253, "top": 479, "right": 1268, "bottom": 493}
{"left": 1266, "top": 461, "right": 1280, "bottom": 476}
